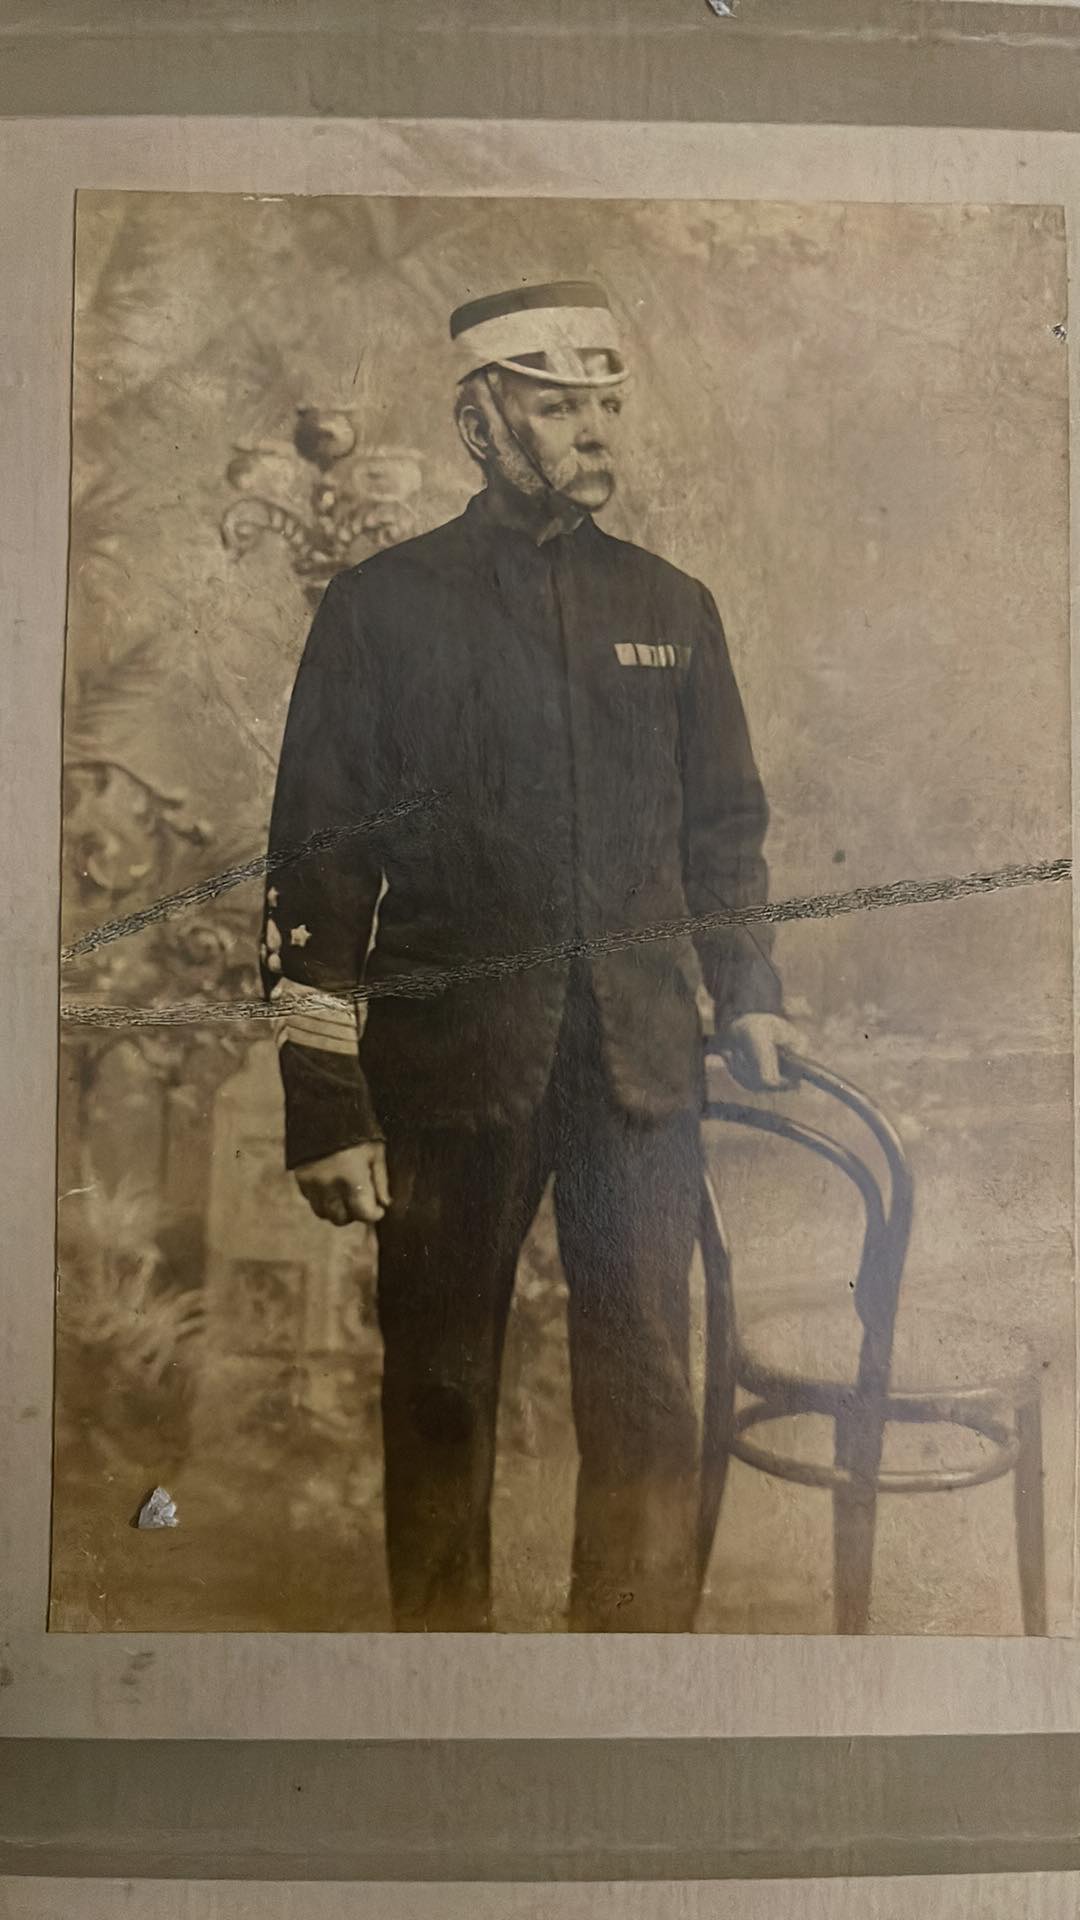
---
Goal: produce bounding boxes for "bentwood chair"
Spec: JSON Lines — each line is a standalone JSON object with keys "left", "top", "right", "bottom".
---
{"left": 695, "top": 1051, "right": 1048, "bottom": 1635}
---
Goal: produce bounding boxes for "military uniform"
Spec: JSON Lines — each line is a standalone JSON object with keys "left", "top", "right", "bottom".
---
{"left": 261, "top": 284, "right": 782, "bottom": 1630}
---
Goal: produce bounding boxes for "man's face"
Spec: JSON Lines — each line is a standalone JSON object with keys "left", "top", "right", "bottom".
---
{"left": 490, "top": 359, "right": 625, "bottom": 512}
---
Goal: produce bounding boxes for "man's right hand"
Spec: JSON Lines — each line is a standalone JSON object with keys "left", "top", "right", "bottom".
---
{"left": 295, "top": 1142, "right": 391, "bottom": 1226}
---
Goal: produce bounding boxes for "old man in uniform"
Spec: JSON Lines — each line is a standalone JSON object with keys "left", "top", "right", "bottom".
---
{"left": 261, "top": 281, "right": 801, "bottom": 1631}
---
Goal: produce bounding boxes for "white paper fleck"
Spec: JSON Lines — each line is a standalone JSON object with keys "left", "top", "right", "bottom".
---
{"left": 136, "top": 1486, "right": 179, "bottom": 1529}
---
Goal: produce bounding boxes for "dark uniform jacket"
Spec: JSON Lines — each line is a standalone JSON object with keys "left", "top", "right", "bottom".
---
{"left": 261, "top": 488, "right": 782, "bottom": 1168}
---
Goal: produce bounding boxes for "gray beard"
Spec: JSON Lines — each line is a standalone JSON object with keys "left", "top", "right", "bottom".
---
{"left": 489, "top": 428, "right": 614, "bottom": 506}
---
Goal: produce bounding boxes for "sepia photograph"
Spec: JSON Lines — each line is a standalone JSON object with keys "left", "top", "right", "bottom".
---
{"left": 53, "top": 190, "right": 1073, "bottom": 1635}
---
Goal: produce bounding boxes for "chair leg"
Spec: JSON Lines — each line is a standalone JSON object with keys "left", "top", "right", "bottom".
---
{"left": 832, "top": 1412, "right": 884, "bottom": 1634}
{"left": 695, "top": 1178, "right": 737, "bottom": 1603}
{"left": 1014, "top": 1393, "right": 1048, "bottom": 1637}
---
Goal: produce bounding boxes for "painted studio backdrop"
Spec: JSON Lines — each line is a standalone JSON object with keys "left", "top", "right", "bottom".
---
{"left": 54, "top": 192, "right": 1073, "bottom": 1633}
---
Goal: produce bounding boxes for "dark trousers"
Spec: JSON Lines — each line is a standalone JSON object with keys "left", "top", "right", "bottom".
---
{"left": 374, "top": 975, "right": 704, "bottom": 1630}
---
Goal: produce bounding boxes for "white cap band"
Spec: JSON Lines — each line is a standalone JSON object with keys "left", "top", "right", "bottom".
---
{"left": 450, "top": 282, "right": 628, "bottom": 387}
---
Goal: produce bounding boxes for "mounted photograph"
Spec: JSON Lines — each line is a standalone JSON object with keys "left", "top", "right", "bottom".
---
{"left": 53, "top": 190, "right": 1073, "bottom": 1635}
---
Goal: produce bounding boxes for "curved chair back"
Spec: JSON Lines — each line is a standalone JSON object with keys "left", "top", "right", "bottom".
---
{"left": 696, "top": 1048, "right": 914, "bottom": 1581}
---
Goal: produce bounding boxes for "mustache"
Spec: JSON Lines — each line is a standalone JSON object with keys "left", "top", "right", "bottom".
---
{"left": 553, "top": 458, "right": 614, "bottom": 487}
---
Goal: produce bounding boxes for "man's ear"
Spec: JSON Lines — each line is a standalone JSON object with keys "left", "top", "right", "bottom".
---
{"left": 456, "top": 401, "right": 491, "bottom": 465}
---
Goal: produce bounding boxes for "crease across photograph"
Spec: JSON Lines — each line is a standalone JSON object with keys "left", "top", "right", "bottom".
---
{"left": 53, "top": 191, "right": 1074, "bottom": 1634}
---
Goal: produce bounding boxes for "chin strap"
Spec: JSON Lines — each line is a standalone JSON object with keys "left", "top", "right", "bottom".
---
{"left": 482, "top": 367, "right": 565, "bottom": 503}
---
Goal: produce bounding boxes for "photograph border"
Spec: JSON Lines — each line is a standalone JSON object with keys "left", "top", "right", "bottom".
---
{"left": 1, "top": 113, "right": 1078, "bottom": 1742}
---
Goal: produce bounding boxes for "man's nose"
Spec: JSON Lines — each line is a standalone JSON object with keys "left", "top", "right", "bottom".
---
{"left": 575, "top": 401, "right": 610, "bottom": 449}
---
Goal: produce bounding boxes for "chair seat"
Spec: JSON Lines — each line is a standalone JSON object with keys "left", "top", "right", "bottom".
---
{"left": 738, "top": 1301, "right": 1040, "bottom": 1402}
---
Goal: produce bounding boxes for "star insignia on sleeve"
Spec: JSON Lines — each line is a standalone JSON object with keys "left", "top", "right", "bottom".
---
{"left": 289, "top": 924, "right": 312, "bottom": 947}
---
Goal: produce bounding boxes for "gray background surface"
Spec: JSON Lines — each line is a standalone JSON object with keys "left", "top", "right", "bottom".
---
{"left": 3, "top": 0, "right": 1080, "bottom": 129}
{"left": 2, "top": 1736, "right": 1080, "bottom": 1881}
{"left": 3, "top": 0, "right": 1080, "bottom": 1891}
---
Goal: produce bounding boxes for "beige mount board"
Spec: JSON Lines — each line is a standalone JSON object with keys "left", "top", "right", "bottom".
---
{"left": 1, "top": 114, "right": 1078, "bottom": 1739}
{"left": 1, "top": 1879, "right": 1079, "bottom": 1920}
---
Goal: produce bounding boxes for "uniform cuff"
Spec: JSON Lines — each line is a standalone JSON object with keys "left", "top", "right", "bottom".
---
{"left": 708, "top": 930, "right": 785, "bottom": 1030}
{"left": 279, "top": 1041, "right": 383, "bottom": 1170}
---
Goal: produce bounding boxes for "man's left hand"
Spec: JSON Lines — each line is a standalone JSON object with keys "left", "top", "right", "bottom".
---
{"left": 720, "top": 1012, "right": 805, "bottom": 1092}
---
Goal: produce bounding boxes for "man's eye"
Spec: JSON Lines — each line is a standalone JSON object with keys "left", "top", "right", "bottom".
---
{"left": 602, "top": 398, "right": 623, "bottom": 415}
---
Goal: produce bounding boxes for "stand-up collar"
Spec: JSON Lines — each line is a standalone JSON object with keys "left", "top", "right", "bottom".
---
{"left": 464, "top": 485, "right": 600, "bottom": 553}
